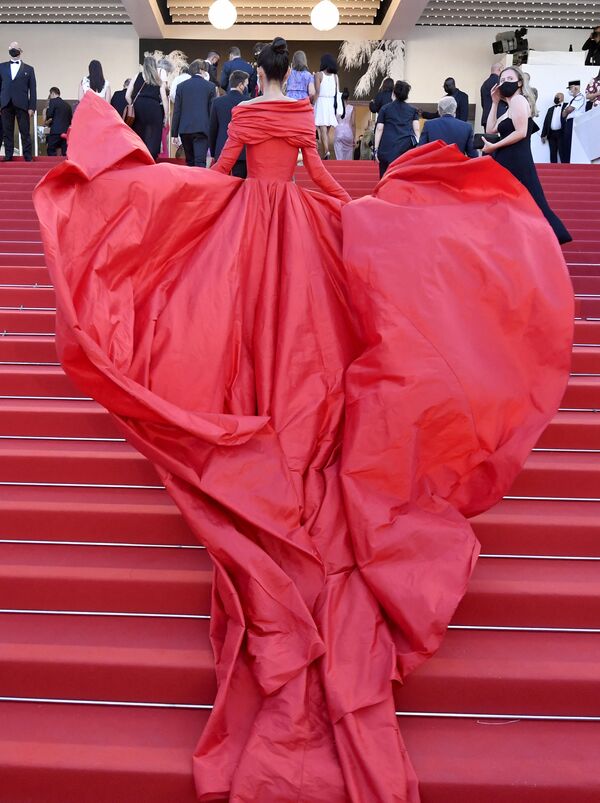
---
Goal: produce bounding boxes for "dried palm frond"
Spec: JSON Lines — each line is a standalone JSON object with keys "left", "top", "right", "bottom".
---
{"left": 339, "top": 39, "right": 406, "bottom": 98}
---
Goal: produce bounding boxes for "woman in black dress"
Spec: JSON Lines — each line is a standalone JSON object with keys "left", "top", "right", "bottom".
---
{"left": 125, "top": 55, "right": 169, "bottom": 161}
{"left": 369, "top": 77, "right": 394, "bottom": 115}
{"left": 483, "top": 65, "right": 572, "bottom": 245}
{"left": 374, "top": 80, "right": 420, "bottom": 178}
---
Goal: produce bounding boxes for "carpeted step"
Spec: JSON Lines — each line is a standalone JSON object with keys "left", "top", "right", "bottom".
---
{"left": 396, "top": 627, "right": 600, "bottom": 716}
{"left": 571, "top": 345, "right": 600, "bottom": 373}
{"left": 0, "top": 542, "right": 211, "bottom": 615}
{"left": 472, "top": 497, "right": 600, "bottom": 557}
{"left": 0, "top": 399, "right": 117, "bottom": 438}
{"left": 0, "top": 438, "right": 161, "bottom": 486}
{"left": 0, "top": 252, "right": 46, "bottom": 266}
{"left": 0, "top": 613, "right": 215, "bottom": 705}
{"left": 561, "top": 375, "right": 600, "bottom": 408}
{"left": 574, "top": 320, "right": 600, "bottom": 344}
{"left": 0, "top": 484, "right": 195, "bottom": 546}
{"left": 453, "top": 557, "right": 600, "bottom": 628}
{"left": 0, "top": 285, "right": 55, "bottom": 308}
{"left": 0, "top": 335, "right": 57, "bottom": 363}
{"left": 537, "top": 410, "right": 600, "bottom": 449}
{"left": 0, "top": 364, "right": 81, "bottom": 397}
{"left": 508, "top": 450, "right": 600, "bottom": 500}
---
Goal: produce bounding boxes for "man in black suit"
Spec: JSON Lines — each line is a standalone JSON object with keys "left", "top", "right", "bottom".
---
{"left": 172, "top": 59, "right": 216, "bottom": 168}
{"left": 209, "top": 70, "right": 249, "bottom": 177}
{"left": 0, "top": 41, "right": 37, "bottom": 161}
{"left": 419, "top": 96, "right": 478, "bottom": 157}
{"left": 206, "top": 52, "right": 220, "bottom": 86}
{"left": 220, "top": 47, "right": 256, "bottom": 98}
{"left": 110, "top": 78, "right": 131, "bottom": 120}
{"left": 480, "top": 62, "right": 503, "bottom": 129}
{"left": 541, "top": 92, "right": 567, "bottom": 163}
{"left": 44, "top": 87, "right": 72, "bottom": 156}
{"left": 422, "top": 77, "right": 469, "bottom": 122}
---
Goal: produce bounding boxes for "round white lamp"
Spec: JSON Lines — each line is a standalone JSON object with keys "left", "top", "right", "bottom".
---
{"left": 310, "top": 0, "right": 339, "bottom": 31}
{"left": 208, "top": 0, "right": 237, "bottom": 29}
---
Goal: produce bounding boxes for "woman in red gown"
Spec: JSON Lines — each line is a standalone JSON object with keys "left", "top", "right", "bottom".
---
{"left": 34, "top": 38, "right": 573, "bottom": 803}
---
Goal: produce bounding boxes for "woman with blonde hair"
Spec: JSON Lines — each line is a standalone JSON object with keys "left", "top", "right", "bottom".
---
{"left": 483, "top": 65, "right": 571, "bottom": 243}
{"left": 125, "top": 54, "right": 169, "bottom": 160}
{"left": 286, "top": 50, "right": 315, "bottom": 102}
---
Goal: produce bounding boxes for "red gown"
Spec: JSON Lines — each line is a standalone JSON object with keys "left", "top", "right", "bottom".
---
{"left": 33, "top": 92, "right": 574, "bottom": 802}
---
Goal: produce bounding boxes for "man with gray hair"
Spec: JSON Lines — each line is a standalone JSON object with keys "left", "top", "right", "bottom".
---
{"left": 418, "top": 95, "right": 478, "bottom": 157}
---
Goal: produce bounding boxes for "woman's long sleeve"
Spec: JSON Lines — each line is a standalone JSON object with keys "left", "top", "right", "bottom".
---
{"left": 210, "top": 134, "right": 244, "bottom": 175}
{"left": 301, "top": 145, "right": 351, "bottom": 203}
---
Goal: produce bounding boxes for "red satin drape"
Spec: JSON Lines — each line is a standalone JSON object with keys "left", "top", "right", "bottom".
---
{"left": 33, "top": 93, "right": 573, "bottom": 802}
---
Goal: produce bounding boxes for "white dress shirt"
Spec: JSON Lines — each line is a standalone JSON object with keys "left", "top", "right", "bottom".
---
{"left": 10, "top": 60, "right": 21, "bottom": 79}
{"left": 550, "top": 104, "right": 563, "bottom": 130}
{"left": 566, "top": 92, "right": 586, "bottom": 120}
{"left": 170, "top": 72, "right": 191, "bottom": 102}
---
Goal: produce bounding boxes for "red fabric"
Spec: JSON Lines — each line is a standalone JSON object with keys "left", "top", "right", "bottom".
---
{"left": 33, "top": 92, "right": 573, "bottom": 802}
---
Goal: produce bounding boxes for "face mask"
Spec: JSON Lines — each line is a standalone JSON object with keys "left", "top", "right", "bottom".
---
{"left": 554, "top": 96, "right": 561, "bottom": 104}
{"left": 9, "top": 48, "right": 21, "bottom": 58}
{"left": 499, "top": 80, "right": 519, "bottom": 98}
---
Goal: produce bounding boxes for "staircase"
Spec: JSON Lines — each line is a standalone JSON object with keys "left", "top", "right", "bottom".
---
{"left": 1, "top": 156, "right": 599, "bottom": 802}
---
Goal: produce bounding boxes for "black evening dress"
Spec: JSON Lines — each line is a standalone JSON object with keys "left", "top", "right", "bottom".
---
{"left": 494, "top": 117, "right": 572, "bottom": 244}
{"left": 131, "top": 73, "right": 163, "bottom": 160}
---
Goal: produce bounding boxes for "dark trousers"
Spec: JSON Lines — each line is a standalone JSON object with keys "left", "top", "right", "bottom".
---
{"left": 231, "top": 160, "right": 247, "bottom": 179}
{"left": 547, "top": 129, "right": 562, "bottom": 163}
{"left": 560, "top": 118, "right": 574, "bottom": 164}
{"left": 46, "top": 133, "right": 67, "bottom": 157}
{"left": 181, "top": 132, "right": 208, "bottom": 167}
{"left": 1, "top": 102, "right": 32, "bottom": 160}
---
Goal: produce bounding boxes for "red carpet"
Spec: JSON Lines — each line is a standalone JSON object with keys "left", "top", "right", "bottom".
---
{"left": 1, "top": 157, "right": 599, "bottom": 802}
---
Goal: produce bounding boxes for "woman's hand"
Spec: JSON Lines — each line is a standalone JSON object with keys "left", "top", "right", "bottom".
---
{"left": 482, "top": 139, "right": 496, "bottom": 155}
{"left": 490, "top": 83, "right": 501, "bottom": 105}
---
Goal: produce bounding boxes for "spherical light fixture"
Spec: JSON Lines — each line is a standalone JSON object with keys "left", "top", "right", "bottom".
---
{"left": 310, "top": 0, "right": 339, "bottom": 31}
{"left": 208, "top": 0, "right": 237, "bottom": 29}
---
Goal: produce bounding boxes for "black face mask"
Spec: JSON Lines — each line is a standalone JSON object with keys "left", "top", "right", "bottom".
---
{"left": 554, "top": 96, "right": 561, "bottom": 104}
{"left": 9, "top": 48, "right": 21, "bottom": 58}
{"left": 499, "top": 80, "right": 519, "bottom": 98}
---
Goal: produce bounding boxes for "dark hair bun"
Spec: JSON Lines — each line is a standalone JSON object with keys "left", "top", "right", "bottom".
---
{"left": 272, "top": 37, "right": 288, "bottom": 55}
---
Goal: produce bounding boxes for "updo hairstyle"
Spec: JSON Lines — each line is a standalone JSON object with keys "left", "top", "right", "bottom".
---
{"left": 257, "top": 37, "right": 289, "bottom": 83}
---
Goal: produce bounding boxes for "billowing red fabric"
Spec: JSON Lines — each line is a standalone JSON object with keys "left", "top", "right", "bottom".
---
{"left": 33, "top": 93, "right": 573, "bottom": 802}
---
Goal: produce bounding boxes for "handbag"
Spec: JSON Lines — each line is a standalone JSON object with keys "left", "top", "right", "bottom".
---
{"left": 123, "top": 81, "right": 145, "bottom": 127}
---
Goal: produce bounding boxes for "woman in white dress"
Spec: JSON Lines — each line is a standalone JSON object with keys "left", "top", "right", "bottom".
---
{"left": 334, "top": 88, "right": 355, "bottom": 160}
{"left": 78, "top": 60, "right": 111, "bottom": 103}
{"left": 314, "top": 54, "right": 339, "bottom": 159}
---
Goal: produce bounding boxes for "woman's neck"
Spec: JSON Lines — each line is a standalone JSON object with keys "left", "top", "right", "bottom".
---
{"left": 261, "top": 80, "right": 285, "bottom": 100}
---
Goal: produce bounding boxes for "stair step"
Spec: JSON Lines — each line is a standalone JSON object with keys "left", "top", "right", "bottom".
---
{"left": 509, "top": 450, "right": 600, "bottom": 500}
{"left": 453, "top": 557, "right": 600, "bottom": 628}
{"left": 0, "top": 398, "right": 117, "bottom": 437}
{"left": 0, "top": 438, "right": 160, "bottom": 486}
{"left": 397, "top": 628, "right": 600, "bottom": 716}
{"left": 472, "top": 497, "right": 600, "bottom": 557}
{"left": 537, "top": 410, "right": 600, "bottom": 449}
{"left": 0, "top": 219, "right": 41, "bottom": 231}
{"left": 0, "top": 335, "right": 57, "bottom": 363}
{"left": 0, "top": 308, "right": 54, "bottom": 333}
{"left": 0, "top": 365, "right": 79, "bottom": 397}
{"left": 0, "top": 542, "right": 211, "bottom": 615}
{"left": 574, "top": 319, "right": 600, "bottom": 345}
{"left": 0, "top": 229, "right": 43, "bottom": 242}
{"left": 0, "top": 613, "right": 215, "bottom": 705}
{"left": 0, "top": 286, "right": 55, "bottom": 307}
{"left": 0, "top": 484, "right": 195, "bottom": 545}
{"left": 572, "top": 345, "right": 600, "bottom": 373}
{"left": 561, "top": 375, "right": 600, "bottom": 408}
{"left": 1, "top": 702, "right": 599, "bottom": 803}
{"left": 0, "top": 252, "right": 45, "bottom": 267}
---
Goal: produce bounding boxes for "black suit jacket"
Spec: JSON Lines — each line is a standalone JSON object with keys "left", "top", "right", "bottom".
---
{"left": 209, "top": 89, "right": 246, "bottom": 160}
{"left": 419, "top": 115, "right": 478, "bottom": 157}
{"left": 172, "top": 75, "right": 216, "bottom": 138}
{"left": 46, "top": 97, "right": 72, "bottom": 134}
{"left": 422, "top": 88, "right": 469, "bottom": 122}
{"left": 220, "top": 57, "right": 256, "bottom": 96}
{"left": 0, "top": 61, "right": 37, "bottom": 111}
{"left": 541, "top": 103, "right": 568, "bottom": 138}
{"left": 111, "top": 89, "right": 128, "bottom": 119}
{"left": 480, "top": 74, "right": 498, "bottom": 127}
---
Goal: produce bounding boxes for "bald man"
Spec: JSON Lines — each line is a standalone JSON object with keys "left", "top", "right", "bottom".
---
{"left": 480, "top": 62, "right": 504, "bottom": 130}
{"left": 0, "top": 41, "right": 37, "bottom": 161}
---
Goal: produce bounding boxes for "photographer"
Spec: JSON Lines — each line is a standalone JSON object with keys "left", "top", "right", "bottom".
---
{"left": 582, "top": 26, "right": 600, "bottom": 66}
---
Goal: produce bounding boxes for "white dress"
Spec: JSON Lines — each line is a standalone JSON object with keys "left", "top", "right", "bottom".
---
{"left": 314, "top": 72, "right": 338, "bottom": 127}
{"left": 81, "top": 76, "right": 111, "bottom": 101}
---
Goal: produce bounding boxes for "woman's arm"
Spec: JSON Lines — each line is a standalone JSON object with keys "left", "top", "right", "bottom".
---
{"left": 483, "top": 95, "right": 529, "bottom": 154}
{"left": 485, "top": 83, "right": 502, "bottom": 133}
{"left": 78, "top": 81, "right": 84, "bottom": 101}
{"left": 308, "top": 77, "right": 316, "bottom": 103}
{"left": 210, "top": 134, "right": 244, "bottom": 175}
{"left": 160, "top": 83, "right": 169, "bottom": 125}
{"left": 351, "top": 107, "right": 356, "bottom": 140}
{"left": 412, "top": 119, "right": 420, "bottom": 139}
{"left": 374, "top": 122, "right": 384, "bottom": 161}
{"left": 314, "top": 71, "right": 321, "bottom": 100}
{"left": 125, "top": 79, "right": 134, "bottom": 105}
{"left": 301, "top": 144, "right": 351, "bottom": 202}
{"left": 105, "top": 84, "right": 112, "bottom": 104}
